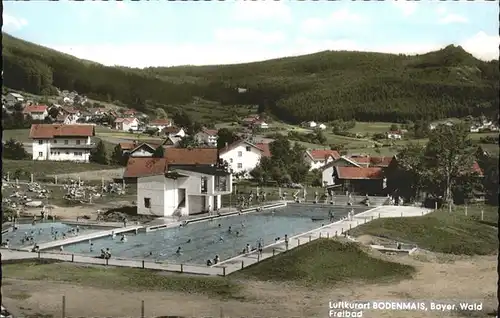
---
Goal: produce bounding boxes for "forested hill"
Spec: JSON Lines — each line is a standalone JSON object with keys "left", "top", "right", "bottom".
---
{"left": 3, "top": 33, "right": 499, "bottom": 123}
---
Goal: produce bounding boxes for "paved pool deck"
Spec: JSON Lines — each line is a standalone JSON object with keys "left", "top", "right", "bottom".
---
{"left": 2, "top": 205, "right": 432, "bottom": 276}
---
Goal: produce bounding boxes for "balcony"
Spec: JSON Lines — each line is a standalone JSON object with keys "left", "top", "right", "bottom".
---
{"left": 50, "top": 143, "right": 95, "bottom": 149}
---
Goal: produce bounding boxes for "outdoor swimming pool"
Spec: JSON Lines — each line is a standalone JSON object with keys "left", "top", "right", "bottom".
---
{"left": 2, "top": 222, "right": 99, "bottom": 249}
{"left": 60, "top": 205, "right": 370, "bottom": 265}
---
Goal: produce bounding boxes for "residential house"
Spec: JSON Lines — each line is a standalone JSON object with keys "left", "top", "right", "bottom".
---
{"left": 254, "top": 143, "right": 271, "bottom": 158}
{"left": 29, "top": 124, "right": 95, "bottom": 162}
{"left": 115, "top": 117, "right": 139, "bottom": 131}
{"left": 251, "top": 120, "right": 269, "bottom": 129}
{"left": 23, "top": 105, "right": 49, "bottom": 120}
{"left": 219, "top": 140, "right": 266, "bottom": 177}
{"left": 386, "top": 130, "right": 402, "bottom": 140}
{"left": 148, "top": 119, "right": 173, "bottom": 132}
{"left": 237, "top": 87, "right": 248, "bottom": 93}
{"left": 5, "top": 93, "right": 24, "bottom": 106}
{"left": 470, "top": 126, "right": 480, "bottom": 133}
{"left": 307, "top": 121, "right": 317, "bottom": 128}
{"left": 303, "top": 149, "right": 341, "bottom": 171}
{"left": 321, "top": 155, "right": 394, "bottom": 195}
{"left": 124, "top": 148, "right": 230, "bottom": 216}
{"left": 89, "top": 108, "right": 108, "bottom": 117}
{"left": 55, "top": 114, "right": 79, "bottom": 125}
{"left": 195, "top": 128, "right": 218, "bottom": 147}
{"left": 118, "top": 142, "right": 138, "bottom": 155}
{"left": 318, "top": 123, "right": 327, "bottom": 130}
{"left": 163, "top": 126, "right": 186, "bottom": 138}
{"left": 163, "top": 135, "right": 182, "bottom": 148}
{"left": 241, "top": 115, "right": 261, "bottom": 127}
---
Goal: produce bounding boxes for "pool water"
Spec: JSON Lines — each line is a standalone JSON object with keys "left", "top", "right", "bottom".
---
{"left": 61, "top": 205, "right": 369, "bottom": 265}
{"left": 2, "top": 222, "right": 97, "bottom": 249}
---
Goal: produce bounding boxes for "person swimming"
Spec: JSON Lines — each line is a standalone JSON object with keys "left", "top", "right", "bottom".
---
{"left": 228, "top": 226, "right": 232, "bottom": 233}
{"left": 206, "top": 259, "right": 212, "bottom": 266}
{"left": 235, "top": 231, "right": 240, "bottom": 237}
{"left": 218, "top": 224, "right": 221, "bottom": 228}
{"left": 176, "top": 247, "right": 182, "bottom": 255}
{"left": 219, "top": 236, "right": 224, "bottom": 242}
{"left": 186, "top": 239, "right": 191, "bottom": 243}
{"left": 111, "top": 231, "right": 116, "bottom": 239}
{"left": 90, "top": 243, "right": 94, "bottom": 252}
{"left": 213, "top": 255, "right": 220, "bottom": 264}
{"left": 240, "top": 222, "right": 245, "bottom": 228}
{"left": 120, "top": 234, "right": 127, "bottom": 242}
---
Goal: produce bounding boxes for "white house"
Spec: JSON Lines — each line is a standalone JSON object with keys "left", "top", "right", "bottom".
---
{"left": 124, "top": 149, "right": 231, "bottom": 216}
{"left": 219, "top": 140, "right": 265, "bottom": 177}
{"left": 303, "top": 149, "right": 341, "bottom": 171}
{"left": 5, "top": 93, "right": 24, "bottom": 105}
{"left": 307, "top": 121, "right": 317, "bottom": 128}
{"left": 148, "top": 119, "right": 172, "bottom": 132}
{"left": 470, "top": 126, "right": 480, "bottom": 133}
{"left": 115, "top": 117, "right": 139, "bottom": 131}
{"left": 318, "top": 123, "right": 327, "bottom": 130}
{"left": 128, "top": 143, "right": 157, "bottom": 157}
{"left": 195, "top": 128, "right": 218, "bottom": 147}
{"left": 29, "top": 124, "right": 95, "bottom": 162}
{"left": 252, "top": 120, "right": 269, "bottom": 129}
{"left": 163, "top": 127, "right": 186, "bottom": 138}
{"left": 23, "top": 105, "right": 49, "bottom": 120}
{"left": 386, "top": 131, "right": 402, "bottom": 140}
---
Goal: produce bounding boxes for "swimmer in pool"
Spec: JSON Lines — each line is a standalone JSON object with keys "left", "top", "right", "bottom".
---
{"left": 241, "top": 222, "right": 245, "bottom": 228}
{"left": 236, "top": 231, "right": 240, "bottom": 237}
{"left": 176, "top": 247, "right": 182, "bottom": 255}
{"left": 218, "top": 224, "right": 221, "bottom": 228}
{"left": 186, "top": 239, "right": 191, "bottom": 243}
{"left": 228, "top": 226, "right": 232, "bottom": 233}
{"left": 90, "top": 243, "right": 94, "bottom": 252}
{"left": 120, "top": 234, "right": 127, "bottom": 242}
{"left": 219, "top": 236, "right": 224, "bottom": 242}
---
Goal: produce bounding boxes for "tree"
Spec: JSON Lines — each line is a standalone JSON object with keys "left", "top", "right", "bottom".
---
{"left": 154, "top": 108, "right": 168, "bottom": 119}
{"left": 389, "top": 124, "right": 399, "bottom": 131}
{"left": 172, "top": 110, "right": 192, "bottom": 129}
{"left": 423, "top": 124, "right": 475, "bottom": 204}
{"left": 48, "top": 107, "right": 60, "bottom": 119}
{"left": 110, "top": 144, "right": 128, "bottom": 166}
{"left": 2, "top": 138, "right": 29, "bottom": 160}
{"left": 152, "top": 146, "right": 165, "bottom": 158}
{"left": 90, "top": 140, "right": 108, "bottom": 164}
{"left": 413, "top": 120, "right": 429, "bottom": 138}
{"left": 216, "top": 128, "right": 238, "bottom": 149}
{"left": 177, "top": 135, "right": 199, "bottom": 148}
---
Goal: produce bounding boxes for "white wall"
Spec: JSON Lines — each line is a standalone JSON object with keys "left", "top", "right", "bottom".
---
{"left": 137, "top": 175, "right": 167, "bottom": 216}
{"left": 32, "top": 137, "right": 92, "bottom": 162}
{"left": 304, "top": 153, "right": 334, "bottom": 171}
{"left": 220, "top": 144, "right": 262, "bottom": 176}
{"left": 130, "top": 148, "right": 154, "bottom": 157}
{"left": 30, "top": 111, "right": 48, "bottom": 120}
{"left": 322, "top": 166, "right": 335, "bottom": 187}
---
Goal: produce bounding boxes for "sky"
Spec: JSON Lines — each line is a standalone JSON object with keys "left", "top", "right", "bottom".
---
{"left": 3, "top": 0, "right": 499, "bottom": 68}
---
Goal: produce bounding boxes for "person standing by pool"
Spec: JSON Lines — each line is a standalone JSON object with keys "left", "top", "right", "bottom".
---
{"left": 245, "top": 243, "right": 251, "bottom": 254}
{"left": 59, "top": 245, "right": 64, "bottom": 252}
{"left": 213, "top": 254, "right": 220, "bottom": 264}
{"left": 284, "top": 234, "right": 289, "bottom": 250}
{"left": 328, "top": 209, "right": 335, "bottom": 222}
{"left": 76, "top": 225, "right": 80, "bottom": 234}
{"left": 258, "top": 240, "right": 263, "bottom": 255}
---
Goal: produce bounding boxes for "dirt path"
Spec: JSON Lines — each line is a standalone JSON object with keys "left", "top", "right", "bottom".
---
{"left": 2, "top": 252, "right": 496, "bottom": 318}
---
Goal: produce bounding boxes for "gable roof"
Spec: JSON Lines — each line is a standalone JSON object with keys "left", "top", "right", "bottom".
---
{"left": 23, "top": 105, "right": 48, "bottom": 113}
{"left": 115, "top": 117, "right": 137, "bottom": 123}
{"left": 335, "top": 167, "right": 384, "bottom": 180}
{"left": 129, "top": 143, "right": 157, "bottom": 154}
{"left": 369, "top": 156, "right": 394, "bottom": 167}
{"left": 322, "top": 156, "right": 362, "bottom": 170}
{"left": 124, "top": 158, "right": 168, "bottom": 178}
{"left": 165, "top": 148, "right": 218, "bottom": 165}
{"left": 29, "top": 124, "right": 95, "bottom": 139}
{"left": 200, "top": 128, "right": 218, "bottom": 136}
{"left": 119, "top": 142, "right": 136, "bottom": 150}
{"left": 255, "top": 143, "right": 271, "bottom": 157}
{"left": 307, "top": 149, "right": 340, "bottom": 161}
{"left": 163, "top": 126, "right": 182, "bottom": 134}
{"left": 219, "top": 139, "right": 263, "bottom": 155}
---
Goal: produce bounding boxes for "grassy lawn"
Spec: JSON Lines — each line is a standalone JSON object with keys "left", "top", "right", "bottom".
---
{"left": 234, "top": 239, "right": 415, "bottom": 287}
{"left": 2, "top": 160, "right": 116, "bottom": 180}
{"left": 348, "top": 205, "right": 498, "bottom": 255}
{"left": 2, "top": 259, "right": 241, "bottom": 299}
{"left": 479, "top": 143, "right": 499, "bottom": 157}
{"left": 2, "top": 129, "right": 31, "bottom": 143}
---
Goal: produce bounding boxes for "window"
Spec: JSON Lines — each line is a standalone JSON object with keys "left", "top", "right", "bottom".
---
{"left": 237, "top": 163, "right": 243, "bottom": 169}
{"left": 64, "top": 140, "right": 69, "bottom": 145}
{"left": 57, "top": 152, "right": 60, "bottom": 155}
{"left": 65, "top": 151, "right": 69, "bottom": 155}
{"left": 76, "top": 140, "right": 81, "bottom": 145}
{"left": 53, "top": 140, "right": 57, "bottom": 144}
{"left": 144, "top": 198, "right": 151, "bottom": 208}
{"left": 246, "top": 146, "right": 251, "bottom": 152}
{"left": 229, "top": 158, "right": 233, "bottom": 163}
{"left": 38, "top": 152, "right": 43, "bottom": 157}
{"left": 237, "top": 151, "right": 242, "bottom": 157}
{"left": 38, "top": 140, "right": 43, "bottom": 145}
{"left": 74, "top": 152, "right": 82, "bottom": 156}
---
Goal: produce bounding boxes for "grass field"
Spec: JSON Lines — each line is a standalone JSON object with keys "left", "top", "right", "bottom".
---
{"left": 347, "top": 122, "right": 394, "bottom": 134}
{"left": 2, "top": 160, "right": 116, "bottom": 180}
{"left": 2, "top": 259, "right": 241, "bottom": 299}
{"left": 348, "top": 205, "right": 498, "bottom": 255}
{"left": 2, "top": 129, "right": 31, "bottom": 143}
{"left": 234, "top": 239, "right": 415, "bottom": 286}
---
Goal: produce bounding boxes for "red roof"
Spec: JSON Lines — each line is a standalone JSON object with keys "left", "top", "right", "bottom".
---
{"left": 150, "top": 119, "right": 171, "bottom": 125}
{"left": 119, "top": 142, "right": 136, "bottom": 150}
{"left": 472, "top": 161, "right": 483, "bottom": 176}
{"left": 255, "top": 143, "right": 271, "bottom": 157}
{"left": 336, "top": 167, "right": 384, "bottom": 180}
{"left": 23, "top": 105, "right": 48, "bottom": 113}
{"left": 124, "top": 158, "right": 168, "bottom": 178}
{"left": 115, "top": 117, "right": 136, "bottom": 123}
{"left": 163, "top": 126, "right": 181, "bottom": 134}
{"left": 124, "top": 148, "right": 219, "bottom": 178}
{"left": 369, "top": 156, "right": 393, "bottom": 167}
{"left": 202, "top": 128, "right": 218, "bottom": 136}
{"left": 164, "top": 148, "right": 218, "bottom": 165}
{"left": 309, "top": 149, "right": 340, "bottom": 160}
{"left": 387, "top": 130, "right": 402, "bottom": 134}
{"left": 349, "top": 156, "right": 371, "bottom": 165}
{"left": 29, "top": 124, "right": 95, "bottom": 139}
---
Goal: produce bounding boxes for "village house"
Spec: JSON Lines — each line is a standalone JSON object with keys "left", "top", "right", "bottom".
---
{"left": 4, "top": 92, "right": 24, "bottom": 106}
{"left": 124, "top": 148, "right": 231, "bottom": 216}
{"left": 163, "top": 135, "right": 182, "bottom": 147}
{"left": 148, "top": 119, "right": 173, "bottom": 132}
{"left": 195, "top": 128, "right": 218, "bottom": 147}
{"left": 114, "top": 117, "right": 139, "bottom": 131}
{"left": 306, "top": 121, "right": 317, "bottom": 128}
{"left": 219, "top": 140, "right": 269, "bottom": 178}
{"left": 23, "top": 105, "right": 49, "bottom": 120}
{"left": 122, "top": 109, "right": 138, "bottom": 117}
{"left": 251, "top": 119, "right": 269, "bottom": 129}
{"left": 318, "top": 123, "right": 327, "bottom": 130}
{"left": 29, "top": 124, "right": 95, "bottom": 162}
{"left": 163, "top": 126, "right": 186, "bottom": 138}
{"left": 241, "top": 115, "right": 261, "bottom": 127}
{"left": 386, "top": 130, "right": 403, "bottom": 140}
{"left": 303, "top": 149, "right": 341, "bottom": 171}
